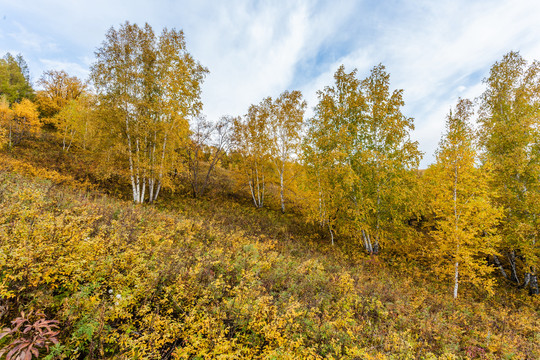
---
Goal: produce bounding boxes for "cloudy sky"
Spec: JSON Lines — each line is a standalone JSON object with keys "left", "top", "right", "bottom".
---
{"left": 2, "top": 0, "right": 540, "bottom": 166}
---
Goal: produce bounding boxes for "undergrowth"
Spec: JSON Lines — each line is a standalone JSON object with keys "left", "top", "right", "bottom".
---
{"left": 0, "top": 143, "right": 539, "bottom": 359}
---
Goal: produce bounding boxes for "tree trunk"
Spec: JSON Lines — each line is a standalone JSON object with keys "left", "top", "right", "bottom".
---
{"left": 248, "top": 178, "right": 257, "bottom": 207}
{"left": 153, "top": 181, "right": 162, "bottom": 203}
{"left": 66, "top": 129, "right": 75, "bottom": 152}
{"left": 530, "top": 267, "right": 539, "bottom": 295}
{"left": 372, "top": 241, "right": 380, "bottom": 255}
{"left": 530, "top": 275, "right": 539, "bottom": 295}
{"left": 492, "top": 254, "right": 508, "bottom": 279}
{"left": 519, "top": 273, "right": 530, "bottom": 289}
{"left": 248, "top": 162, "right": 265, "bottom": 208}
{"left": 453, "top": 164, "right": 459, "bottom": 299}
{"left": 148, "top": 178, "right": 154, "bottom": 204}
{"left": 261, "top": 173, "right": 265, "bottom": 208}
{"left": 507, "top": 251, "right": 520, "bottom": 284}
{"left": 361, "top": 230, "right": 369, "bottom": 253}
{"left": 62, "top": 123, "right": 68, "bottom": 151}
{"left": 375, "top": 183, "right": 381, "bottom": 254}
{"left": 140, "top": 177, "right": 146, "bottom": 204}
{"left": 125, "top": 115, "right": 140, "bottom": 204}
{"left": 9, "top": 118, "right": 12, "bottom": 148}
{"left": 280, "top": 168, "right": 285, "bottom": 213}
{"left": 134, "top": 138, "right": 143, "bottom": 203}
{"left": 362, "top": 230, "right": 373, "bottom": 254}
{"left": 200, "top": 149, "right": 221, "bottom": 197}
{"left": 256, "top": 167, "right": 261, "bottom": 207}
{"left": 453, "top": 261, "right": 459, "bottom": 299}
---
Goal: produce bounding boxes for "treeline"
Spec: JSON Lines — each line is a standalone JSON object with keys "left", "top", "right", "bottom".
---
{"left": 1, "top": 22, "right": 539, "bottom": 298}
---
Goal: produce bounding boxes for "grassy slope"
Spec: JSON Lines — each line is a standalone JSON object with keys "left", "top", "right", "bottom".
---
{"left": 0, "top": 137, "right": 539, "bottom": 359}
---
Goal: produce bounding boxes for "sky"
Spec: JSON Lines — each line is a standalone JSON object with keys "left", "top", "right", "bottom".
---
{"left": 2, "top": 0, "right": 540, "bottom": 167}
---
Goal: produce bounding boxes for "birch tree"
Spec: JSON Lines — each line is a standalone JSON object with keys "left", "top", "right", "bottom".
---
{"left": 426, "top": 99, "right": 501, "bottom": 299}
{"left": 54, "top": 93, "right": 96, "bottom": 152}
{"left": 186, "top": 115, "right": 234, "bottom": 198}
{"left": 479, "top": 51, "right": 540, "bottom": 295}
{"left": 303, "top": 66, "right": 364, "bottom": 244}
{"left": 304, "top": 64, "right": 421, "bottom": 250}
{"left": 91, "top": 22, "right": 208, "bottom": 204}
{"left": 269, "top": 90, "right": 306, "bottom": 213}
{"left": 232, "top": 101, "right": 271, "bottom": 208}
{"left": 357, "top": 64, "right": 421, "bottom": 254}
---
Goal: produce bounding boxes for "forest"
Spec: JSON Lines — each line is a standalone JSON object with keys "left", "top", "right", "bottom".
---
{"left": 0, "top": 22, "right": 539, "bottom": 359}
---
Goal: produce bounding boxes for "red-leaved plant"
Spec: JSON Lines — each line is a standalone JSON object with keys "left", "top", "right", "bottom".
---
{"left": 0, "top": 311, "right": 60, "bottom": 360}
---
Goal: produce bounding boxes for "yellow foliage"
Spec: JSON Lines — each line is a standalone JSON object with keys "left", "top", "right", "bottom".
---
{"left": 1, "top": 135, "right": 539, "bottom": 359}
{"left": 1, "top": 98, "right": 41, "bottom": 147}
{"left": 425, "top": 99, "right": 502, "bottom": 298}
{"left": 0, "top": 96, "right": 13, "bottom": 148}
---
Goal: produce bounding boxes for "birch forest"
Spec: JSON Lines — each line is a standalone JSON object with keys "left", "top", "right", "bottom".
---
{"left": 0, "top": 22, "right": 539, "bottom": 359}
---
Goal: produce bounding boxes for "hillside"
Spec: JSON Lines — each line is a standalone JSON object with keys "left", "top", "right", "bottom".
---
{"left": 0, "top": 139, "right": 539, "bottom": 359}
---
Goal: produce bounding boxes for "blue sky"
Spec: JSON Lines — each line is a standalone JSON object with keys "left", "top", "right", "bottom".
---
{"left": 1, "top": 0, "right": 540, "bottom": 167}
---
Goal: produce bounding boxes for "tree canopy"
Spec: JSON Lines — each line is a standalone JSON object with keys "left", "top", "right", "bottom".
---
{"left": 0, "top": 53, "right": 34, "bottom": 103}
{"left": 91, "top": 21, "right": 208, "bottom": 203}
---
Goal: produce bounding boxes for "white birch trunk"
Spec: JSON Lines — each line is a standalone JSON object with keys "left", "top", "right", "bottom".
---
{"left": 62, "top": 123, "right": 68, "bottom": 151}
{"left": 492, "top": 255, "right": 508, "bottom": 279}
{"left": 453, "top": 161, "right": 459, "bottom": 298}
{"left": 125, "top": 114, "right": 139, "bottom": 203}
{"left": 261, "top": 173, "right": 265, "bottom": 208}
{"left": 280, "top": 166, "right": 285, "bottom": 213}
{"left": 366, "top": 231, "right": 373, "bottom": 254}
{"left": 140, "top": 177, "right": 146, "bottom": 203}
{"left": 256, "top": 165, "right": 261, "bottom": 207}
{"left": 362, "top": 230, "right": 374, "bottom": 254}
{"left": 362, "top": 230, "right": 369, "bottom": 253}
{"left": 317, "top": 175, "right": 324, "bottom": 225}
{"left": 453, "top": 261, "right": 459, "bottom": 299}
{"left": 134, "top": 138, "right": 143, "bottom": 203}
{"left": 149, "top": 178, "right": 154, "bottom": 204}
{"left": 127, "top": 138, "right": 138, "bottom": 202}
{"left": 248, "top": 178, "right": 257, "bottom": 207}
{"left": 153, "top": 181, "right": 162, "bottom": 202}
{"left": 66, "top": 129, "right": 75, "bottom": 152}
{"left": 328, "top": 222, "right": 334, "bottom": 246}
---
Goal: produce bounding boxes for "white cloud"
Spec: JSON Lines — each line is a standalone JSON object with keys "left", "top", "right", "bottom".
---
{"left": 194, "top": 1, "right": 311, "bottom": 120}
{"left": 38, "top": 59, "right": 89, "bottom": 82}
{"left": 2, "top": 0, "right": 540, "bottom": 167}
{"left": 296, "top": 0, "right": 540, "bottom": 166}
